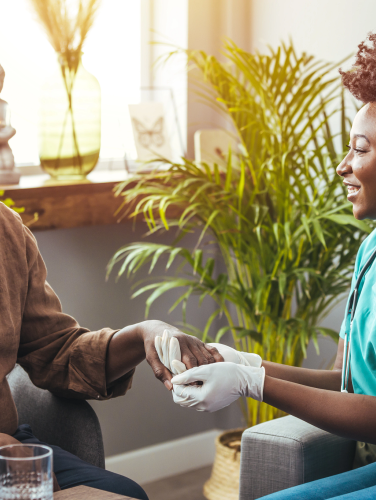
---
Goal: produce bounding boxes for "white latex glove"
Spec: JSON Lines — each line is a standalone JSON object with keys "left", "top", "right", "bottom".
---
{"left": 155, "top": 336, "right": 262, "bottom": 375}
{"left": 171, "top": 362, "right": 265, "bottom": 412}
{"left": 154, "top": 329, "right": 187, "bottom": 375}
{"left": 207, "top": 343, "right": 262, "bottom": 368}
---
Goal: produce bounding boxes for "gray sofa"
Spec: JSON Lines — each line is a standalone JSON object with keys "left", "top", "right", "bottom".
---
{"left": 7, "top": 365, "right": 105, "bottom": 469}
{"left": 239, "top": 415, "right": 357, "bottom": 499}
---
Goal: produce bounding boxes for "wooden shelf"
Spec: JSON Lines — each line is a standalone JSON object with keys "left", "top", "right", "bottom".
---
{"left": 0, "top": 170, "right": 131, "bottom": 231}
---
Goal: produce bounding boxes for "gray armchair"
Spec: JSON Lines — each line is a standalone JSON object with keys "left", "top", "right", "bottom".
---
{"left": 7, "top": 365, "right": 105, "bottom": 469}
{"left": 239, "top": 415, "right": 357, "bottom": 499}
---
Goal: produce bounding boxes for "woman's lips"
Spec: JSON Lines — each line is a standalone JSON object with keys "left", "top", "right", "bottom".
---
{"left": 347, "top": 184, "right": 361, "bottom": 200}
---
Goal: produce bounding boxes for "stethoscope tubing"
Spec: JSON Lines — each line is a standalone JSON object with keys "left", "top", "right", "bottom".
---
{"left": 341, "top": 247, "right": 376, "bottom": 393}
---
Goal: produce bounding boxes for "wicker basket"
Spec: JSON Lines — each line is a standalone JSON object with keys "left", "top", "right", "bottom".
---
{"left": 203, "top": 428, "right": 245, "bottom": 500}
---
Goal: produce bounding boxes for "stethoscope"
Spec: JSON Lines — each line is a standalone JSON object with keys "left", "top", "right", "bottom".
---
{"left": 341, "top": 247, "right": 376, "bottom": 393}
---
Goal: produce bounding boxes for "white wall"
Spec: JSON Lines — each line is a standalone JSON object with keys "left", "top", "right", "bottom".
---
{"left": 187, "top": 0, "right": 251, "bottom": 157}
{"left": 141, "top": 0, "right": 189, "bottom": 157}
{"left": 250, "top": 0, "right": 376, "bottom": 64}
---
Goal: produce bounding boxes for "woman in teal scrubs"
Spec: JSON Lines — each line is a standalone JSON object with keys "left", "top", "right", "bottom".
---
{"left": 171, "top": 33, "right": 376, "bottom": 499}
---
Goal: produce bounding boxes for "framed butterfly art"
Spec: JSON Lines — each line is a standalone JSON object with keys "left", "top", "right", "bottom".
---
{"left": 128, "top": 102, "right": 173, "bottom": 162}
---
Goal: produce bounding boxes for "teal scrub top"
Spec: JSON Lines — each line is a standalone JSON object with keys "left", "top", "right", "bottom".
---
{"left": 340, "top": 228, "right": 376, "bottom": 396}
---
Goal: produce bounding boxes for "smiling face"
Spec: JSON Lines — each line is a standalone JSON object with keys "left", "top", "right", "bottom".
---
{"left": 337, "top": 103, "right": 376, "bottom": 220}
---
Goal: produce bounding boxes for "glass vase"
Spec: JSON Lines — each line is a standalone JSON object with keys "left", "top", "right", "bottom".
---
{"left": 39, "top": 55, "right": 101, "bottom": 180}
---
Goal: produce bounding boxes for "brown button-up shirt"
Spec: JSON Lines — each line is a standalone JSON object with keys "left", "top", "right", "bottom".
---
{"left": 0, "top": 202, "right": 134, "bottom": 436}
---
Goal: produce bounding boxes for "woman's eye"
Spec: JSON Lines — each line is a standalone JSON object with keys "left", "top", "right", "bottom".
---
{"left": 345, "top": 144, "right": 367, "bottom": 154}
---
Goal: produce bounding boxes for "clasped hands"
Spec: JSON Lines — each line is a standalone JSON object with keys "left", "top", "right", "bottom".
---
{"left": 155, "top": 330, "right": 265, "bottom": 412}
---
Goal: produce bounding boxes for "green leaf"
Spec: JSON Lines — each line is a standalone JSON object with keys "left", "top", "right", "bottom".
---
{"left": 301, "top": 214, "right": 312, "bottom": 244}
{"left": 200, "top": 257, "right": 215, "bottom": 282}
{"left": 214, "top": 326, "right": 233, "bottom": 343}
{"left": 225, "top": 149, "right": 233, "bottom": 191}
{"left": 311, "top": 329, "right": 320, "bottom": 355}
{"left": 324, "top": 214, "right": 372, "bottom": 233}
{"left": 193, "top": 249, "right": 203, "bottom": 275}
{"left": 202, "top": 309, "right": 222, "bottom": 343}
{"left": 196, "top": 210, "right": 220, "bottom": 248}
{"left": 166, "top": 247, "right": 183, "bottom": 270}
{"left": 149, "top": 246, "right": 168, "bottom": 273}
{"left": 312, "top": 219, "right": 326, "bottom": 248}
{"left": 316, "top": 327, "right": 340, "bottom": 344}
{"left": 238, "top": 160, "right": 245, "bottom": 205}
{"left": 144, "top": 279, "right": 193, "bottom": 318}
{"left": 278, "top": 273, "right": 287, "bottom": 299}
{"left": 237, "top": 329, "right": 263, "bottom": 345}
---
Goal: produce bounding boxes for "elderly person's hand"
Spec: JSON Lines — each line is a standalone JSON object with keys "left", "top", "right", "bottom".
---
{"left": 139, "top": 321, "right": 224, "bottom": 389}
{"left": 106, "top": 320, "right": 224, "bottom": 391}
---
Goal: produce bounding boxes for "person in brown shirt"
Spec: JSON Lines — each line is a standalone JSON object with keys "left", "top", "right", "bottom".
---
{"left": 0, "top": 200, "right": 222, "bottom": 499}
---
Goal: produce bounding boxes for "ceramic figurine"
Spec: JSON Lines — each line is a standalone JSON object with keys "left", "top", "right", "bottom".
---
{"left": 0, "top": 64, "right": 20, "bottom": 184}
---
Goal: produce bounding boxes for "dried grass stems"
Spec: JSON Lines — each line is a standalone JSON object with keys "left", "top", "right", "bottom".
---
{"left": 29, "top": 0, "right": 101, "bottom": 71}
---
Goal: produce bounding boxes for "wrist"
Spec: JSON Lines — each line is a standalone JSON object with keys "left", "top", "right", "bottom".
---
{"left": 106, "top": 323, "right": 146, "bottom": 385}
{"left": 241, "top": 351, "right": 262, "bottom": 368}
{"left": 135, "top": 321, "right": 147, "bottom": 342}
{"left": 239, "top": 365, "right": 265, "bottom": 402}
{"left": 136, "top": 320, "right": 166, "bottom": 342}
{"left": 136, "top": 320, "right": 157, "bottom": 343}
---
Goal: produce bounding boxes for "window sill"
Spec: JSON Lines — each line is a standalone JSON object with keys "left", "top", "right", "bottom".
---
{"left": 0, "top": 168, "right": 130, "bottom": 231}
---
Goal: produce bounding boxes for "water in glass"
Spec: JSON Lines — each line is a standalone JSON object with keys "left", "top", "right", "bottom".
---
{"left": 0, "top": 445, "right": 53, "bottom": 500}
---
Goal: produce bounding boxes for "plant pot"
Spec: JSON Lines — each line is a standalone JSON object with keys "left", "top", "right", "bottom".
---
{"left": 203, "top": 428, "right": 244, "bottom": 500}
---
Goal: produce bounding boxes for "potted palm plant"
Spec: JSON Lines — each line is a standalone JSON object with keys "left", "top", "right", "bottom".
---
{"left": 107, "top": 41, "right": 372, "bottom": 498}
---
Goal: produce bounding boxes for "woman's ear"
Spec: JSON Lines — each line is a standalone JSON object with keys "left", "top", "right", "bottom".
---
{"left": 0, "top": 65, "right": 4, "bottom": 93}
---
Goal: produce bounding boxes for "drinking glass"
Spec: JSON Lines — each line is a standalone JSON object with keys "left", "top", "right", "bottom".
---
{"left": 0, "top": 444, "right": 53, "bottom": 500}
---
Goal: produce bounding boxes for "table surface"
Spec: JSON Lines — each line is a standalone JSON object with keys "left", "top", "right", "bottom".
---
{"left": 54, "top": 485, "right": 135, "bottom": 499}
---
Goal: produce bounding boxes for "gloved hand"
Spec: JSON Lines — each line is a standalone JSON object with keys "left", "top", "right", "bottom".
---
{"left": 154, "top": 329, "right": 189, "bottom": 375}
{"left": 207, "top": 343, "right": 262, "bottom": 368}
{"left": 171, "top": 362, "right": 265, "bottom": 412}
{"left": 154, "top": 335, "right": 262, "bottom": 375}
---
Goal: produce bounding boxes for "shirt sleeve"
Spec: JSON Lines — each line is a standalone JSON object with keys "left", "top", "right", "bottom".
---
{"left": 17, "top": 224, "right": 134, "bottom": 400}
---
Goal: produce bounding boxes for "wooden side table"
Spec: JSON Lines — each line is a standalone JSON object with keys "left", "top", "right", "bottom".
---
{"left": 54, "top": 485, "right": 135, "bottom": 499}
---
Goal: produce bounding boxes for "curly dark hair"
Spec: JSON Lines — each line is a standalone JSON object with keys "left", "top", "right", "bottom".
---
{"left": 340, "top": 32, "right": 376, "bottom": 103}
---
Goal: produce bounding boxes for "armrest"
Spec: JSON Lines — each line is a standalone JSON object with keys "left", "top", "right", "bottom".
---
{"left": 239, "top": 415, "right": 356, "bottom": 500}
{"left": 8, "top": 365, "right": 105, "bottom": 469}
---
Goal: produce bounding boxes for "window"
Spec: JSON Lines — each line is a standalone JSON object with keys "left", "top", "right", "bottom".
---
{"left": 0, "top": 0, "right": 141, "bottom": 166}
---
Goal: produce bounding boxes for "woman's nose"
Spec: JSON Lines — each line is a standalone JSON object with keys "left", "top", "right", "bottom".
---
{"left": 336, "top": 154, "right": 352, "bottom": 177}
